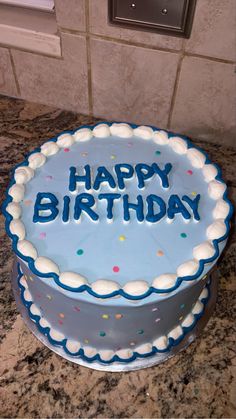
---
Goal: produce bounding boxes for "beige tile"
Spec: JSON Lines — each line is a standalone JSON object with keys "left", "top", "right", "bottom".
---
{"left": 185, "top": 0, "right": 236, "bottom": 61}
{"left": 55, "top": 0, "right": 86, "bottom": 31}
{"left": 0, "top": 47, "right": 18, "bottom": 97}
{"left": 89, "top": 0, "right": 183, "bottom": 51}
{"left": 12, "top": 34, "right": 89, "bottom": 114}
{"left": 170, "top": 57, "right": 236, "bottom": 146}
{"left": 90, "top": 38, "right": 179, "bottom": 127}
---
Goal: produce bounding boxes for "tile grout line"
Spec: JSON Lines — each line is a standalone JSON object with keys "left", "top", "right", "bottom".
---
{"left": 9, "top": 49, "right": 21, "bottom": 97}
{"left": 167, "top": 41, "right": 185, "bottom": 130}
{"left": 84, "top": 1, "right": 93, "bottom": 117}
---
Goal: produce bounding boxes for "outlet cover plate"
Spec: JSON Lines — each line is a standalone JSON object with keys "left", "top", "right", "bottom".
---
{"left": 109, "top": 0, "right": 196, "bottom": 38}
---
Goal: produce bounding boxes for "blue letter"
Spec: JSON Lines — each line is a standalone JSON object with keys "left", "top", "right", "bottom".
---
{"left": 33, "top": 192, "right": 59, "bottom": 223}
{"left": 62, "top": 195, "right": 70, "bottom": 223}
{"left": 135, "top": 163, "right": 154, "bottom": 189}
{"left": 74, "top": 193, "right": 99, "bottom": 222}
{"left": 98, "top": 193, "right": 121, "bottom": 220}
{"left": 93, "top": 166, "right": 116, "bottom": 190}
{"left": 152, "top": 162, "right": 172, "bottom": 189}
{"left": 182, "top": 194, "right": 201, "bottom": 221}
{"left": 69, "top": 165, "right": 91, "bottom": 192}
{"left": 146, "top": 195, "right": 166, "bottom": 223}
{"left": 115, "top": 164, "right": 134, "bottom": 190}
{"left": 167, "top": 195, "right": 191, "bottom": 220}
{"left": 123, "top": 194, "right": 144, "bottom": 222}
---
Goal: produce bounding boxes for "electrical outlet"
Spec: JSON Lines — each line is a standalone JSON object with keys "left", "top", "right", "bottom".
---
{"left": 109, "top": 0, "right": 196, "bottom": 38}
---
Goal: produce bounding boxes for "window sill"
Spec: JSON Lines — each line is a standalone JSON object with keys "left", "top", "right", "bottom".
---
{"left": 0, "top": 4, "right": 61, "bottom": 57}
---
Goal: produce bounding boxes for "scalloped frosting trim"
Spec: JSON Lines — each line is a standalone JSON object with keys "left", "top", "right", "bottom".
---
{"left": 3, "top": 123, "right": 233, "bottom": 300}
{"left": 18, "top": 264, "right": 210, "bottom": 364}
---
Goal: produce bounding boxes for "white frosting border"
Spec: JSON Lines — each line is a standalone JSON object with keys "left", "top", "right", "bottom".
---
{"left": 4, "top": 123, "right": 232, "bottom": 299}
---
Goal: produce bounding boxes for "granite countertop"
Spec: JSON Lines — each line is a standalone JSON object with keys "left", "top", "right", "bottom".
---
{"left": 0, "top": 96, "right": 235, "bottom": 419}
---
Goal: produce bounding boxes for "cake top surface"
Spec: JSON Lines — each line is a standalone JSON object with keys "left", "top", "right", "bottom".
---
{"left": 3, "top": 123, "right": 233, "bottom": 300}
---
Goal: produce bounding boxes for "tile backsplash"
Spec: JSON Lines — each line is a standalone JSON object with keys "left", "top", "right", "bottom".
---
{"left": 0, "top": 0, "right": 235, "bottom": 146}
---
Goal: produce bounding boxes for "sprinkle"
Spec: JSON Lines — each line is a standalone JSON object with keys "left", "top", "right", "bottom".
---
{"left": 137, "top": 329, "right": 144, "bottom": 335}
{"left": 102, "top": 314, "right": 109, "bottom": 319}
{"left": 99, "top": 331, "right": 106, "bottom": 337}
{"left": 39, "top": 232, "right": 46, "bottom": 239}
{"left": 59, "top": 313, "right": 65, "bottom": 318}
{"left": 157, "top": 250, "right": 164, "bottom": 257}
{"left": 81, "top": 152, "right": 88, "bottom": 157}
{"left": 152, "top": 307, "right": 158, "bottom": 312}
{"left": 45, "top": 175, "right": 53, "bottom": 181}
{"left": 76, "top": 249, "right": 84, "bottom": 256}
{"left": 155, "top": 150, "right": 161, "bottom": 155}
{"left": 155, "top": 318, "right": 161, "bottom": 323}
{"left": 130, "top": 342, "right": 136, "bottom": 346}
{"left": 29, "top": 276, "right": 34, "bottom": 281}
{"left": 74, "top": 306, "right": 80, "bottom": 312}
{"left": 84, "top": 339, "right": 89, "bottom": 344}
{"left": 46, "top": 294, "right": 52, "bottom": 300}
{"left": 187, "top": 170, "right": 193, "bottom": 175}
{"left": 180, "top": 304, "right": 185, "bottom": 309}
{"left": 179, "top": 316, "right": 183, "bottom": 321}
{"left": 64, "top": 148, "right": 70, "bottom": 152}
{"left": 24, "top": 200, "right": 32, "bottom": 206}
{"left": 180, "top": 233, "right": 187, "bottom": 238}
{"left": 115, "top": 314, "right": 123, "bottom": 320}
{"left": 191, "top": 191, "right": 197, "bottom": 196}
{"left": 113, "top": 266, "right": 120, "bottom": 273}
{"left": 127, "top": 142, "right": 133, "bottom": 147}
{"left": 119, "top": 235, "right": 126, "bottom": 241}
{"left": 58, "top": 320, "right": 63, "bottom": 325}
{"left": 110, "top": 154, "right": 116, "bottom": 160}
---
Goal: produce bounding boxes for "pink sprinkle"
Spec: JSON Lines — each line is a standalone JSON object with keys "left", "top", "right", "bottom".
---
{"left": 187, "top": 170, "right": 193, "bottom": 175}
{"left": 58, "top": 320, "right": 63, "bottom": 325}
{"left": 127, "top": 142, "right": 133, "bottom": 148}
{"left": 74, "top": 306, "right": 80, "bottom": 312}
{"left": 45, "top": 175, "right": 53, "bottom": 181}
{"left": 113, "top": 266, "right": 120, "bottom": 273}
{"left": 39, "top": 232, "right": 46, "bottom": 239}
{"left": 64, "top": 148, "right": 70, "bottom": 152}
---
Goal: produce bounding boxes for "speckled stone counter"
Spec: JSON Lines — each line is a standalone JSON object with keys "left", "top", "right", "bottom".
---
{"left": 0, "top": 96, "right": 235, "bottom": 419}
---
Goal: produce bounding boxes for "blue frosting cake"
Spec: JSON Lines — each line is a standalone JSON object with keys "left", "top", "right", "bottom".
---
{"left": 3, "top": 123, "right": 233, "bottom": 365}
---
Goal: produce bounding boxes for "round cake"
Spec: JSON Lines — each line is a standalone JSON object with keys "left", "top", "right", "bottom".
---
{"left": 3, "top": 122, "right": 233, "bottom": 367}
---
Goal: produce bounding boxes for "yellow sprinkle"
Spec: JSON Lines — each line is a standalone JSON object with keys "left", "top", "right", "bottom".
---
{"left": 179, "top": 316, "right": 183, "bottom": 321}
{"left": 29, "top": 276, "right": 34, "bottom": 281}
{"left": 110, "top": 154, "right": 116, "bottom": 160}
{"left": 46, "top": 294, "right": 52, "bottom": 300}
{"left": 102, "top": 314, "right": 109, "bottom": 319}
{"left": 84, "top": 339, "right": 89, "bottom": 344}
{"left": 119, "top": 235, "right": 126, "bottom": 241}
{"left": 191, "top": 191, "right": 197, "bottom": 196}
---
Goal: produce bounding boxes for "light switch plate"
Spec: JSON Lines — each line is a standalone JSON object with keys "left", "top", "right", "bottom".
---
{"left": 108, "top": 0, "right": 196, "bottom": 38}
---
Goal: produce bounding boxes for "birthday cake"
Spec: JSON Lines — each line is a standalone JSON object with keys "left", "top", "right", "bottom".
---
{"left": 3, "top": 123, "right": 233, "bottom": 366}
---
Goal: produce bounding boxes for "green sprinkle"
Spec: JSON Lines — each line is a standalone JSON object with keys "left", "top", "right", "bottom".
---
{"left": 99, "top": 331, "right": 106, "bottom": 337}
{"left": 137, "top": 329, "right": 144, "bottom": 335}
{"left": 76, "top": 249, "right": 84, "bottom": 255}
{"left": 155, "top": 150, "right": 161, "bottom": 155}
{"left": 180, "top": 233, "right": 187, "bottom": 238}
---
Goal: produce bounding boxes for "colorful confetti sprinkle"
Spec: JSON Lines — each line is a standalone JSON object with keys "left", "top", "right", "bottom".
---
{"left": 179, "top": 316, "right": 183, "bottom": 321}
{"left": 74, "top": 306, "right": 80, "bottom": 312}
{"left": 110, "top": 154, "right": 116, "bottom": 160}
{"left": 46, "top": 294, "right": 52, "bottom": 300}
{"left": 155, "top": 150, "right": 161, "bottom": 155}
{"left": 137, "top": 329, "right": 144, "bottom": 335}
{"left": 119, "top": 235, "right": 126, "bottom": 241}
{"left": 76, "top": 249, "right": 84, "bottom": 256}
{"left": 58, "top": 320, "right": 63, "bottom": 325}
{"left": 24, "top": 200, "right": 33, "bottom": 206}
{"left": 127, "top": 142, "right": 133, "bottom": 147}
{"left": 180, "top": 303, "right": 185, "bottom": 309}
{"left": 180, "top": 233, "right": 187, "bottom": 238}
{"left": 45, "top": 175, "right": 53, "bottom": 181}
{"left": 39, "top": 232, "right": 46, "bottom": 239}
{"left": 191, "top": 191, "right": 197, "bottom": 196}
{"left": 152, "top": 307, "right": 158, "bottom": 312}
{"left": 130, "top": 342, "right": 136, "bottom": 346}
{"left": 102, "top": 314, "right": 109, "bottom": 320}
{"left": 29, "top": 276, "right": 34, "bottom": 281}
{"left": 81, "top": 152, "right": 88, "bottom": 157}
{"left": 115, "top": 314, "right": 123, "bottom": 320}
{"left": 113, "top": 266, "right": 120, "bottom": 273}
{"left": 64, "top": 148, "right": 70, "bottom": 152}
{"left": 157, "top": 250, "right": 164, "bottom": 256}
{"left": 84, "top": 339, "right": 89, "bottom": 344}
{"left": 155, "top": 318, "right": 161, "bottom": 323}
{"left": 187, "top": 170, "right": 193, "bottom": 175}
{"left": 99, "top": 331, "right": 106, "bottom": 337}
{"left": 59, "top": 313, "right": 65, "bottom": 318}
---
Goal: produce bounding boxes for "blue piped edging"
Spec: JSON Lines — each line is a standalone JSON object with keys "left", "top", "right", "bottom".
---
{"left": 17, "top": 262, "right": 211, "bottom": 365}
{"left": 2, "top": 122, "right": 234, "bottom": 301}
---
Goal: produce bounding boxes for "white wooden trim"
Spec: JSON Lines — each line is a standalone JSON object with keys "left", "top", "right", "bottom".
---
{"left": 0, "top": 0, "right": 54, "bottom": 12}
{"left": 0, "top": 23, "right": 61, "bottom": 56}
